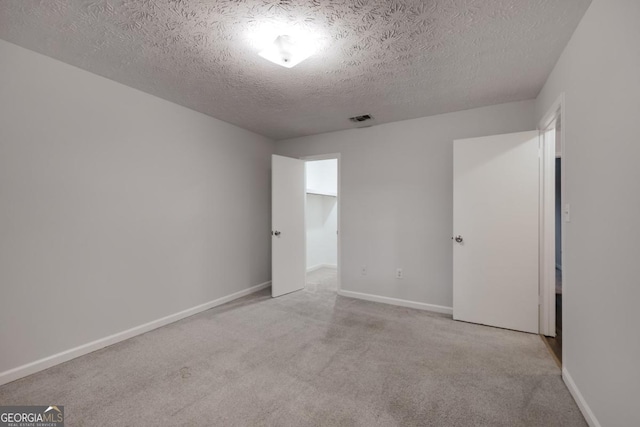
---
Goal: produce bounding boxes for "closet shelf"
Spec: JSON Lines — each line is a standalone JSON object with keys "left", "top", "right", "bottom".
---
{"left": 306, "top": 189, "right": 337, "bottom": 197}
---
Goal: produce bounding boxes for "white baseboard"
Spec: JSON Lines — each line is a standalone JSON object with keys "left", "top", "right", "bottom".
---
{"left": 307, "top": 264, "right": 338, "bottom": 273}
{"left": 338, "top": 289, "right": 453, "bottom": 315}
{"left": 562, "top": 367, "right": 601, "bottom": 427}
{"left": 0, "top": 281, "right": 271, "bottom": 387}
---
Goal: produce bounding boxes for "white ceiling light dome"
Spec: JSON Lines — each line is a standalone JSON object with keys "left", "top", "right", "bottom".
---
{"left": 258, "top": 34, "right": 316, "bottom": 68}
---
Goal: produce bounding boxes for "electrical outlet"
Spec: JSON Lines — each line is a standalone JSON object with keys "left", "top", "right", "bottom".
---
{"left": 361, "top": 266, "right": 367, "bottom": 276}
{"left": 396, "top": 268, "right": 403, "bottom": 279}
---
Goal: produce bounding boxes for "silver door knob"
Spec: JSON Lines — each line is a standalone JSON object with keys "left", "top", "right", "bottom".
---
{"left": 273, "top": 230, "right": 281, "bottom": 236}
{"left": 454, "top": 235, "right": 463, "bottom": 243}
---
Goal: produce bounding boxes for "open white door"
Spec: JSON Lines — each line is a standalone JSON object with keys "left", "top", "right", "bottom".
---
{"left": 453, "top": 131, "right": 539, "bottom": 333}
{"left": 272, "top": 155, "right": 306, "bottom": 297}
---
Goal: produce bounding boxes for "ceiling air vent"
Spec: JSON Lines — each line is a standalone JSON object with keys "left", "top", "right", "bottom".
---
{"left": 349, "top": 114, "right": 373, "bottom": 123}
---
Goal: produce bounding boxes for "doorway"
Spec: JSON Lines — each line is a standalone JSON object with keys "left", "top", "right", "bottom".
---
{"left": 539, "top": 96, "right": 564, "bottom": 365}
{"left": 549, "top": 155, "right": 563, "bottom": 361}
{"left": 304, "top": 157, "right": 339, "bottom": 296}
{"left": 271, "top": 153, "right": 340, "bottom": 298}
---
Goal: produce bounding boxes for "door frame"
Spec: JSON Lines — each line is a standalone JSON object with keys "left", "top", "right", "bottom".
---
{"left": 539, "top": 93, "right": 565, "bottom": 337}
{"left": 301, "top": 153, "right": 341, "bottom": 292}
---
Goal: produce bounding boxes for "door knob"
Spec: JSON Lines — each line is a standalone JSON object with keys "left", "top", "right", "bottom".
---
{"left": 273, "top": 230, "right": 281, "bottom": 236}
{"left": 454, "top": 235, "right": 463, "bottom": 243}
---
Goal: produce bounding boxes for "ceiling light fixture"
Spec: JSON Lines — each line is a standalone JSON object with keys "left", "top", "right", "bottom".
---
{"left": 258, "top": 34, "right": 316, "bottom": 68}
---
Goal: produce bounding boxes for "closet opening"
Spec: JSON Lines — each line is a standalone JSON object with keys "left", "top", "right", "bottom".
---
{"left": 304, "top": 157, "right": 339, "bottom": 296}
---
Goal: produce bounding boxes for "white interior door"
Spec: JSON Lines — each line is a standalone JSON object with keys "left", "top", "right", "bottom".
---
{"left": 272, "top": 155, "right": 306, "bottom": 297}
{"left": 453, "top": 131, "right": 539, "bottom": 333}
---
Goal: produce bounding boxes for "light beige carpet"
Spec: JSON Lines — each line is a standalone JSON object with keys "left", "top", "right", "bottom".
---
{"left": 0, "top": 268, "right": 585, "bottom": 426}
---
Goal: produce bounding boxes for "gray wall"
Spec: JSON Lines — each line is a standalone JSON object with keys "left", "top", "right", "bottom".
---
{"left": 276, "top": 100, "right": 536, "bottom": 309}
{"left": 535, "top": 0, "right": 640, "bottom": 425}
{"left": 0, "top": 39, "right": 274, "bottom": 375}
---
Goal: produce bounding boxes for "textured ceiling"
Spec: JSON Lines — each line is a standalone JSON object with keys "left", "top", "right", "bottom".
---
{"left": 0, "top": 0, "right": 591, "bottom": 140}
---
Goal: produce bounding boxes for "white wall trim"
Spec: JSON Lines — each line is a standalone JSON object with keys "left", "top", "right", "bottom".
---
{"left": 338, "top": 289, "right": 453, "bottom": 315}
{"left": 0, "top": 281, "right": 271, "bottom": 387}
{"left": 300, "top": 153, "right": 341, "bottom": 162}
{"left": 539, "top": 92, "right": 565, "bottom": 130}
{"left": 562, "top": 367, "right": 601, "bottom": 427}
